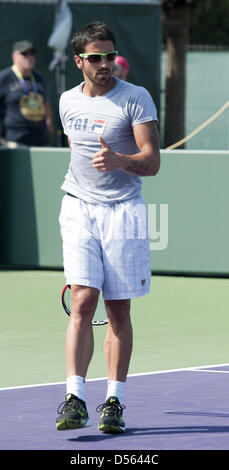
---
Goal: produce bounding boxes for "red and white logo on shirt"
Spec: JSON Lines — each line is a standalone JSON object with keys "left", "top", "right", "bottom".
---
{"left": 89, "top": 118, "right": 107, "bottom": 134}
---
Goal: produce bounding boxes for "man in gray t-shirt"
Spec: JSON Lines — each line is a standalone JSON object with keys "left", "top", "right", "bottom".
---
{"left": 56, "top": 21, "right": 160, "bottom": 434}
{"left": 59, "top": 76, "right": 157, "bottom": 204}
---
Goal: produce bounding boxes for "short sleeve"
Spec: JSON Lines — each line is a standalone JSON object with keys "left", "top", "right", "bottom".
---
{"left": 127, "top": 87, "right": 158, "bottom": 127}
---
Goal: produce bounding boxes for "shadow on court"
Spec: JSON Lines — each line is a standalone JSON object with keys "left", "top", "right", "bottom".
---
{"left": 166, "top": 411, "right": 229, "bottom": 418}
{"left": 69, "top": 424, "right": 229, "bottom": 444}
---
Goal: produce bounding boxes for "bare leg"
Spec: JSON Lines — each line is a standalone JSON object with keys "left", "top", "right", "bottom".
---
{"left": 65, "top": 285, "right": 99, "bottom": 378}
{"left": 104, "top": 299, "right": 132, "bottom": 382}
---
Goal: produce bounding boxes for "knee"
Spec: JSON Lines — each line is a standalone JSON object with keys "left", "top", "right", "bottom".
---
{"left": 71, "top": 286, "right": 99, "bottom": 322}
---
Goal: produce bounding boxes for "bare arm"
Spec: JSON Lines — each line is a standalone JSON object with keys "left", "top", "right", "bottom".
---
{"left": 92, "top": 121, "right": 160, "bottom": 176}
{"left": 123, "top": 121, "right": 160, "bottom": 176}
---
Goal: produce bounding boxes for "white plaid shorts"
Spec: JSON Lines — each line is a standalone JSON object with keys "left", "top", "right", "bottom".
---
{"left": 59, "top": 194, "right": 151, "bottom": 300}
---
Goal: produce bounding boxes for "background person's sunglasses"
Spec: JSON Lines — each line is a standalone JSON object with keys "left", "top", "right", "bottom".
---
{"left": 21, "top": 50, "right": 36, "bottom": 57}
{"left": 79, "top": 51, "right": 118, "bottom": 63}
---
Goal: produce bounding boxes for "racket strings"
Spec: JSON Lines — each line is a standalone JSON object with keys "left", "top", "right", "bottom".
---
{"left": 93, "top": 297, "right": 107, "bottom": 324}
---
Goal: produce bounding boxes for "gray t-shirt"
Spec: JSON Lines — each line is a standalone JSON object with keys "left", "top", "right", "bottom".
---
{"left": 59, "top": 77, "right": 157, "bottom": 204}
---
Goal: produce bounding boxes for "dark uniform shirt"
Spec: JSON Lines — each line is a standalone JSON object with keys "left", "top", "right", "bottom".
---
{"left": 0, "top": 66, "right": 49, "bottom": 146}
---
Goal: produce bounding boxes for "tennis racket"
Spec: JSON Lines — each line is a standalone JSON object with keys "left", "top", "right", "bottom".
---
{"left": 61, "top": 285, "right": 108, "bottom": 326}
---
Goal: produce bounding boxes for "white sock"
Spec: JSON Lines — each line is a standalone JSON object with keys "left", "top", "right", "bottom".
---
{"left": 66, "top": 375, "right": 85, "bottom": 402}
{"left": 106, "top": 380, "right": 126, "bottom": 405}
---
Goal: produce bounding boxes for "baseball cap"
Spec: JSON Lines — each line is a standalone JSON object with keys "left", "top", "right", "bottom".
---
{"left": 12, "top": 40, "right": 36, "bottom": 54}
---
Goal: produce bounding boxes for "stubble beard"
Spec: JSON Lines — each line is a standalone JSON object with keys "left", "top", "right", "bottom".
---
{"left": 86, "top": 67, "right": 114, "bottom": 88}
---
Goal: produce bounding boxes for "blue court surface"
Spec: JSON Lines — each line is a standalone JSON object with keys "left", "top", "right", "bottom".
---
{"left": 1, "top": 363, "right": 229, "bottom": 451}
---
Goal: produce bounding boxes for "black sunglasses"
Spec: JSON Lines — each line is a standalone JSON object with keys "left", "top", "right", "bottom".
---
{"left": 21, "top": 50, "right": 36, "bottom": 57}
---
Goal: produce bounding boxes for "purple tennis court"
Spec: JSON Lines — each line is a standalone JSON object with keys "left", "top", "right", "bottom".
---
{"left": 1, "top": 364, "right": 229, "bottom": 451}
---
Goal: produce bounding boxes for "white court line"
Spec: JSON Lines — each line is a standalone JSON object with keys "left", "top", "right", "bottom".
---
{"left": 193, "top": 369, "right": 229, "bottom": 374}
{"left": 1, "top": 362, "right": 229, "bottom": 392}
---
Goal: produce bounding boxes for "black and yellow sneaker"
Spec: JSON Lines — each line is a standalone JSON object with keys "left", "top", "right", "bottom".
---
{"left": 56, "top": 394, "right": 90, "bottom": 431}
{"left": 97, "top": 396, "right": 126, "bottom": 433}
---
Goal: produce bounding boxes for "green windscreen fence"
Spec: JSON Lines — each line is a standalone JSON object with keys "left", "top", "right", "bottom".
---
{"left": 0, "top": 1, "right": 161, "bottom": 146}
{"left": 1, "top": 147, "right": 228, "bottom": 277}
{"left": 161, "top": 49, "right": 229, "bottom": 150}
